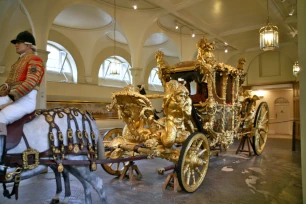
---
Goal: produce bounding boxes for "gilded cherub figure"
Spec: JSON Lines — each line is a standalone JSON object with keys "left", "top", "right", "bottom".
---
{"left": 160, "top": 80, "right": 194, "bottom": 149}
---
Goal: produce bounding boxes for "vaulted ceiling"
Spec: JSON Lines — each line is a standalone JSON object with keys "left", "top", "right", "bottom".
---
{"left": 52, "top": 0, "right": 298, "bottom": 54}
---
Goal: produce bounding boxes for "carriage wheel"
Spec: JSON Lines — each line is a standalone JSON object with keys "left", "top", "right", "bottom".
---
{"left": 176, "top": 132, "right": 210, "bottom": 192}
{"left": 252, "top": 102, "right": 269, "bottom": 155}
{"left": 101, "top": 128, "right": 128, "bottom": 176}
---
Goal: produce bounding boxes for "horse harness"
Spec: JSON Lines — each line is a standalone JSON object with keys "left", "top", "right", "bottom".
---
{"left": 1, "top": 107, "right": 99, "bottom": 200}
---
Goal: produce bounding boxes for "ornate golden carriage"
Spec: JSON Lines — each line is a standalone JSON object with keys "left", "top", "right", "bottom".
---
{"left": 102, "top": 36, "right": 269, "bottom": 192}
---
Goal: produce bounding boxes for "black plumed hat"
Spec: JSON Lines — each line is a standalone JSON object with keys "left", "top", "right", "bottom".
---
{"left": 11, "top": 31, "right": 36, "bottom": 45}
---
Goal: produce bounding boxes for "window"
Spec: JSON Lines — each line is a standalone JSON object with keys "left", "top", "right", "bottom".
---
{"left": 46, "top": 41, "right": 77, "bottom": 83}
{"left": 148, "top": 67, "right": 163, "bottom": 92}
{"left": 98, "top": 56, "right": 132, "bottom": 86}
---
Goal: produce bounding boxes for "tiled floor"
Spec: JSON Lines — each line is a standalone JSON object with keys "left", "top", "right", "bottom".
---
{"left": 0, "top": 135, "right": 302, "bottom": 204}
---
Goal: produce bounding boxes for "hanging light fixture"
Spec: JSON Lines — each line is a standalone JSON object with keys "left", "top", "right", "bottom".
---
{"left": 191, "top": 30, "right": 195, "bottom": 38}
{"left": 132, "top": 0, "right": 137, "bottom": 9}
{"left": 259, "top": 0, "right": 279, "bottom": 51}
{"left": 293, "top": 61, "right": 300, "bottom": 77}
{"left": 175, "top": 21, "right": 179, "bottom": 29}
{"left": 110, "top": 0, "right": 121, "bottom": 75}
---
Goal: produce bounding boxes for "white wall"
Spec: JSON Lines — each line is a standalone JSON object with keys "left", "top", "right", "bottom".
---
{"left": 253, "top": 88, "right": 293, "bottom": 135}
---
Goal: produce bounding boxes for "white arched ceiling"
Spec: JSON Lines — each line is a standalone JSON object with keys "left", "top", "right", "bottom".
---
{"left": 144, "top": 33, "right": 169, "bottom": 46}
{"left": 97, "top": 0, "right": 159, "bottom": 10}
{"left": 53, "top": 4, "right": 112, "bottom": 30}
{"left": 105, "top": 31, "right": 128, "bottom": 44}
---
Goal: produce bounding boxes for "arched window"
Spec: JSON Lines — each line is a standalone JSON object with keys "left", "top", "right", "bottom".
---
{"left": 46, "top": 41, "right": 77, "bottom": 83}
{"left": 98, "top": 56, "right": 132, "bottom": 86}
{"left": 148, "top": 67, "right": 163, "bottom": 91}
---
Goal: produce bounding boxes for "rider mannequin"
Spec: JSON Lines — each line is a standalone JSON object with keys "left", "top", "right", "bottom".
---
{"left": 0, "top": 31, "right": 45, "bottom": 168}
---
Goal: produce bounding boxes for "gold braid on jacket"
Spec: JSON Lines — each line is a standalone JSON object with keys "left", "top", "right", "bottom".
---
{"left": 5, "top": 51, "right": 44, "bottom": 101}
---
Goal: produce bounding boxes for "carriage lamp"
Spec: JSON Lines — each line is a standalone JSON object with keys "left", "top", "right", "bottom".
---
{"left": 293, "top": 61, "right": 300, "bottom": 77}
{"left": 259, "top": 0, "right": 279, "bottom": 51}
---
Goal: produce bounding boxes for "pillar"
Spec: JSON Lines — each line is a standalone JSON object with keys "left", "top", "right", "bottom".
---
{"left": 36, "top": 49, "right": 49, "bottom": 109}
{"left": 297, "top": 0, "right": 306, "bottom": 202}
{"left": 129, "top": 67, "right": 143, "bottom": 86}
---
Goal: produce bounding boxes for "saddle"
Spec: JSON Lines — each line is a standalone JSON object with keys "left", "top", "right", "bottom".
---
{"left": 6, "top": 112, "right": 36, "bottom": 150}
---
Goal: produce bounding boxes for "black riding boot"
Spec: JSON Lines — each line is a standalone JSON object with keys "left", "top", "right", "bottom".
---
{"left": 0, "top": 123, "right": 7, "bottom": 176}
{"left": 0, "top": 135, "right": 6, "bottom": 176}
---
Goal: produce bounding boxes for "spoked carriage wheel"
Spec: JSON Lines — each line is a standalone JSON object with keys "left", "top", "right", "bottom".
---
{"left": 252, "top": 102, "right": 269, "bottom": 155}
{"left": 101, "top": 128, "right": 128, "bottom": 176}
{"left": 176, "top": 132, "right": 210, "bottom": 192}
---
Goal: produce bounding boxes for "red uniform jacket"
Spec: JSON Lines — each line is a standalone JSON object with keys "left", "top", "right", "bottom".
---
{"left": 6, "top": 51, "right": 44, "bottom": 101}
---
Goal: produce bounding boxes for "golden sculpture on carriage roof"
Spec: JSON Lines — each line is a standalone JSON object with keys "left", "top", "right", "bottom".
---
{"left": 103, "top": 36, "right": 269, "bottom": 192}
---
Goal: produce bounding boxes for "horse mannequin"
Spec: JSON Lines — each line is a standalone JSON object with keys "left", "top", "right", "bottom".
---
{"left": 49, "top": 165, "right": 71, "bottom": 204}
{"left": 0, "top": 108, "right": 107, "bottom": 204}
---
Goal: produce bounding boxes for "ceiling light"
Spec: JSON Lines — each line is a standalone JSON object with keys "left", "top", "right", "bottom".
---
{"left": 224, "top": 42, "right": 228, "bottom": 45}
{"left": 225, "top": 49, "right": 228, "bottom": 53}
{"left": 132, "top": 0, "right": 137, "bottom": 9}
{"left": 259, "top": 0, "right": 279, "bottom": 51}
{"left": 174, "top": 20, "right": 180, "bottom": 29}
{"left": 191, "top": 30, "right": 195, "bottom": 37}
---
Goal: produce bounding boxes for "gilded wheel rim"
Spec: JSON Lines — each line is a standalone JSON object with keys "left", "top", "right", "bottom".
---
{"left": 177, "top": 132, "right": 210, "bottom": 192}
{"left": 101, "top": 128, "right": 128, "bottom": 175}
{"left": 253, "top": 102, "right": 269, "bottom": 155}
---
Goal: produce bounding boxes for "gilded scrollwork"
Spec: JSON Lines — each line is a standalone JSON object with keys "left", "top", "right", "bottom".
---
{"left": 105, "top": 81, "right": 195, "bottom": 163}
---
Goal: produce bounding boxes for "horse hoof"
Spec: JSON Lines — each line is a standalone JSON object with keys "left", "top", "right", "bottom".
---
{"left": 50, "top": 198, "right": 60, "bottom": 204}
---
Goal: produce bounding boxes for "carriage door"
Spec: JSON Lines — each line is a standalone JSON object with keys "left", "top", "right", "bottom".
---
{"left": 274, "top": 97, "right": 290, "bottom": 135}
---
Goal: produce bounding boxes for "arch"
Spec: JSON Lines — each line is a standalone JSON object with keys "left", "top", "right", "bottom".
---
{"left": 147, "top": 67, "right": 163, "bottom": 92}
{"left": 18, "top": 0, "right": 35, "bottom": 36}
{"left": 275, "top": 97, "right": 289, "bottom": 105}
{"left": 91, "top": 46, "right": 131, "bottom": 85}
{"left": 48, "top": 29, "right": 86, "bottom": 83}
{"left": 46, "top": 41, "right": 77, "bottom": 83}
{"left": 0, "top": 1, "right": 23, "bottom": 65}
{"left": 140, "top": 35, "right": 181, "bottom": 84}
{"left": 233, "top": 51, "right": 296, "bottom": 85}
{"left": 127, "top": 21, "right": 181, "bottom": 75}
{"left": 143, "top": 55, "right": 180, "bottom": 90}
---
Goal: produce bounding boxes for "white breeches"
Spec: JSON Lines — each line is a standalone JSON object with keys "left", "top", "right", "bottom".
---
{"left": 0, "top": 90, "right": 37, "bottom": 124}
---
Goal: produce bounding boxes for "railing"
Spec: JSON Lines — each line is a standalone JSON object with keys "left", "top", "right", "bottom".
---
{"left": 269, "top": 119, "right": 300, "bottom": 151}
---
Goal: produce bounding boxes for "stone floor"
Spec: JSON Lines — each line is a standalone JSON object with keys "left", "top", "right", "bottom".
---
{"left": 0, "top": 134, "right": 302, "bottom": 204}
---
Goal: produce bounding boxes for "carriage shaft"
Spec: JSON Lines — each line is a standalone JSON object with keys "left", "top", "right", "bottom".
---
{"left": 119, "top": 144, "right": 155, "bottom": 155}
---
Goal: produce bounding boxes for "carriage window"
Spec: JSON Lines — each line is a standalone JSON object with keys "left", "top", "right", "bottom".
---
{"left": 215, "top": 71, "right": 223, "bottom": 98}
{"left": 46, "top": 42, "right": 77, "bottom": 83}
{"left": 98, "top": 56, "right": 132, "bottom": 87}
{"left": 226, "top": 75, "right": 233, "bottom": 104}
{"left": 190, "top": 82, "right": 208, "bottom": 103}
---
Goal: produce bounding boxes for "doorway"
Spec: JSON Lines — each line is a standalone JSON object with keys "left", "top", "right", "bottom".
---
{"left": 274, "top": 97, "right": 290, "bottom": 135}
